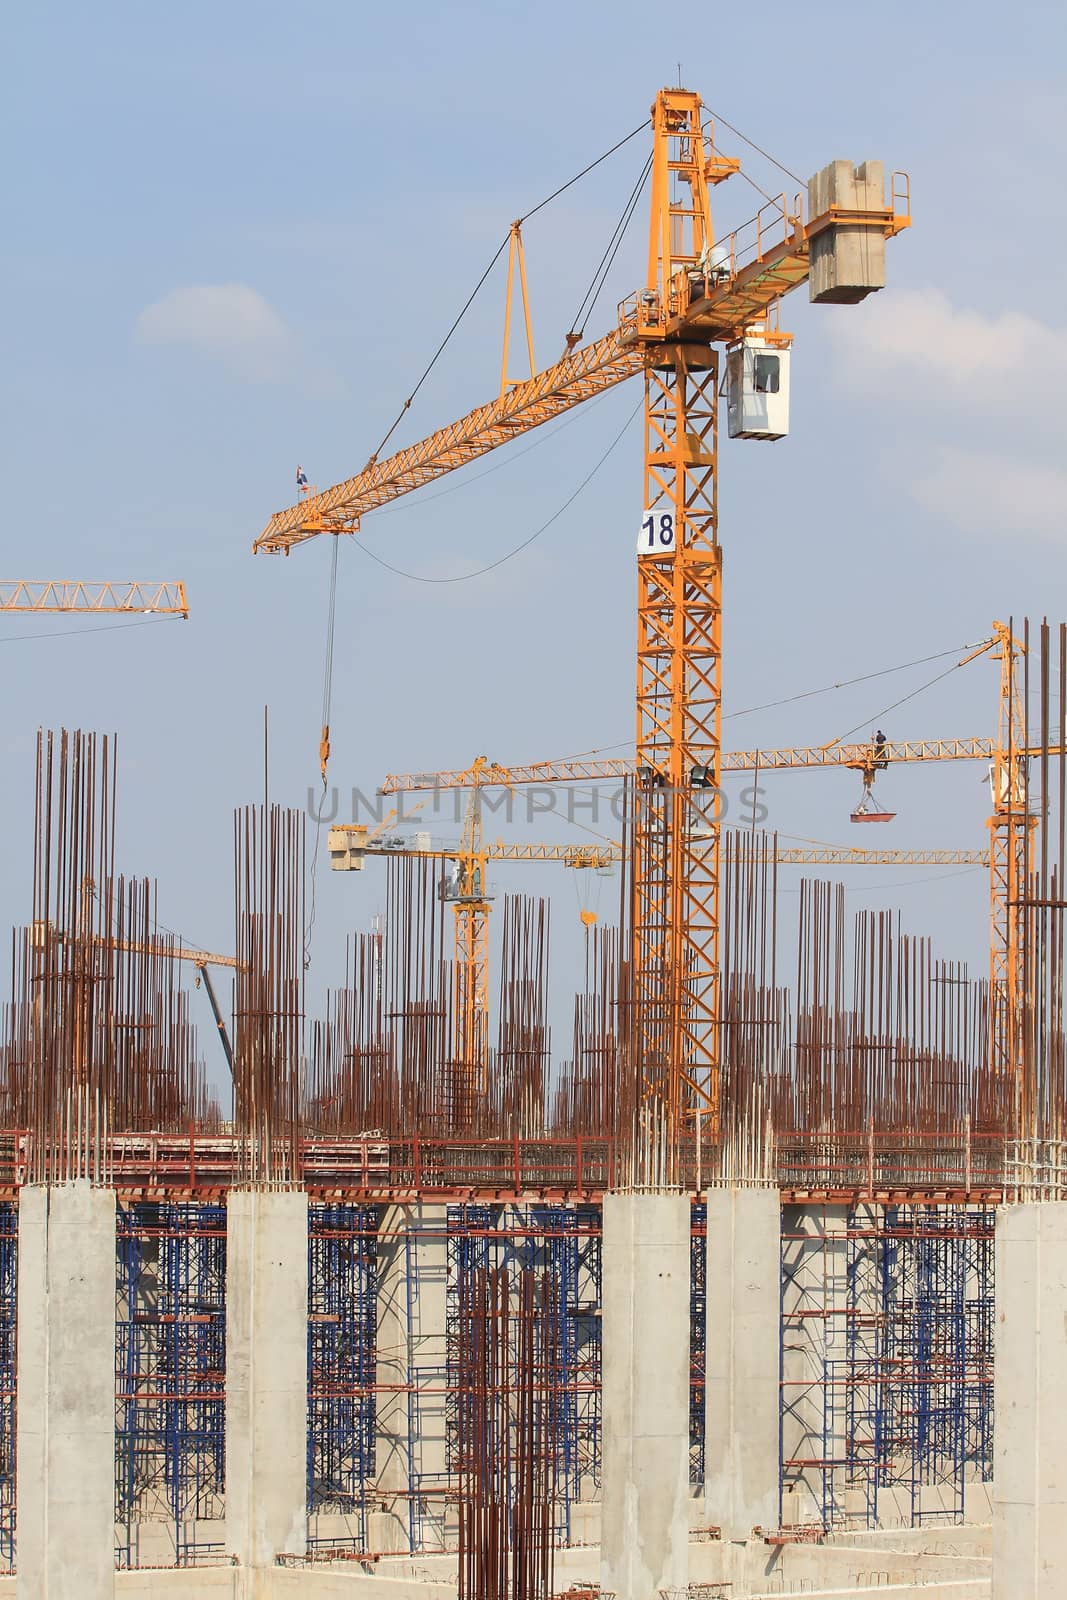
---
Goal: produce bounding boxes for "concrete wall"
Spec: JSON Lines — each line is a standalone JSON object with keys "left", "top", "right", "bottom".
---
{"left": 993, "top": 1201, "right": 1067, "bottom": 1599}
{"left": 705, "top": 1186, "right": 781, "bottom": 1542}
{"left": 17, "top": 1182, "right": 117, "bottom": 1600}
{"left": 600, "top": 1190, "right": 690, "bottom": 1600}
{"left": 226, "top": 1190, "right": 308, "bottom": 1582}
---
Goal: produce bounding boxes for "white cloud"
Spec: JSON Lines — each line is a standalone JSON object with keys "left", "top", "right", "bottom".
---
{"left": 914, "top": 448, "right": 1067, "bottom": 542}
{"left": 828, "top": 289, "right": 1067, "bottom": 545}
{"left": 136, "top": 283, "right": 290, "bottom": 379}
{"left": 829, "top": 287, "right": 1067, "bottom": 402}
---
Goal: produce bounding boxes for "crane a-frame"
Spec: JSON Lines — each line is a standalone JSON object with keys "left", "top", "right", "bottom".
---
{"left": 253, "top": 87, "right": 909, "bottom": 1169}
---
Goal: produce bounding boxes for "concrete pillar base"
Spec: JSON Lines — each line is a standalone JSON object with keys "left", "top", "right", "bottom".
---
{"left": 16, "top": 1182, "right": 117, "bottom": 1600}
{"left": 600, "top": 1190, "right": 690, "bottom": 1600}
{"left": 704, "top": 1186, "right": 781, "bottom": 1544}
{"left": 993, "top": 1200, "right": 1067, "bottom": 1600}
{"left": 226, "top": 1190, "right": 308, "bottom": 1574}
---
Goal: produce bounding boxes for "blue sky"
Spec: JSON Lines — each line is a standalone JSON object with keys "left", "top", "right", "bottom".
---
{"left": 3, "top": 2, "right": 1065, "bottom": 1097}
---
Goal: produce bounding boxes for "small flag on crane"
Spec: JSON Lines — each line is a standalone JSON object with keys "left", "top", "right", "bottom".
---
{"left": 296, "top": 465, "right": 309, "bottom": 494}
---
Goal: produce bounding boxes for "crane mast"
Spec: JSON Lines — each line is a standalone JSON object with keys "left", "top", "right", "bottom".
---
{"left": 632, "top": 94, "right": 725, "bottom": 1164}
{"left": 985, "top": 622, "right": 1033, "bottom": 1092}
{"left": 451, "top": 775, "right": 492, "bottom": 1117}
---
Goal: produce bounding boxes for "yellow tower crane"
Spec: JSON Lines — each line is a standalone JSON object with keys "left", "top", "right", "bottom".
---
{"left": 253, "top": 87, "right": 909, "bottom": 1164}
{"left": 328, "top": 774, "right": 615, "bottom": 1098}
{"left": 381, "top": 629, "right": 1044, "bottom": 1082}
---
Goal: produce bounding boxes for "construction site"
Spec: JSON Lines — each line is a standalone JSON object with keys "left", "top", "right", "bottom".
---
{"left": 4, "top": 42, "right": 1064, "bottom": 1600}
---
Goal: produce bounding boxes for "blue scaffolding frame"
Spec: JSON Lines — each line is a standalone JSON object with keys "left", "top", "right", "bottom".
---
{"left": 0, "top": 1204, "right": 16, "bottom": 1568}
{"left": 784, "top": 1204, "right": 994, "bottom": 1533}
{"left": 573, "top": 1202, "right": 602, "bottom": 1501}
{"left": 306, "top": 1202, "right": 377, "bottom": 1551}
{"left": 115, "top": 1201, "right": 226, "bottom": 1568}
{"left": 873, "top": 1205, "right": 994, "bottom": 1525}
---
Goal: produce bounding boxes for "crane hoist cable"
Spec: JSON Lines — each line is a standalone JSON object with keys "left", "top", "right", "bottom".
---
{"left": 318, "top": 531, "right": 341, "bottom": 785}
{"left": 305, "top": 532, "right": 342, "bottom": 969}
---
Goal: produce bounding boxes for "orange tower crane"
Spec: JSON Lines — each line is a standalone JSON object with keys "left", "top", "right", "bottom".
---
{"left": 253, "top": 87, "right": 909, "bottom": 1166}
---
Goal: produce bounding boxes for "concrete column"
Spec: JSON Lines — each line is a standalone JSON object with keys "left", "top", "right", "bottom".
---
{"left": 704, "top": 1186, "right": 781, "bottom": 1545}
{"left": 601, "top": 1191, "right": 690, "bottom": 1600}
{"left": 16, "top": 1182, "right": 117, "bottom": 1600}
{"left": 993, "top": 1201, "right": 1067, "bottom": 1599}
{"left": 226, "top": 1189, "right": 308, "bottom": 1582}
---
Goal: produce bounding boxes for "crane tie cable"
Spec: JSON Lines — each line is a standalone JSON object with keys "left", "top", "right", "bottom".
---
{"left": 362, "top": 120, "right": 647, "bottom": 470}
{"left": 564, "top": 151, "right": 653, "bottom": 351}
{"left": 702, "top": 105, "right": 807, "bottom": 189}
{"left": 516, "top": 643, "right": 991, "bottom": 767}
{"left": 822, "top": 656, "right": 983, "bottom": 751}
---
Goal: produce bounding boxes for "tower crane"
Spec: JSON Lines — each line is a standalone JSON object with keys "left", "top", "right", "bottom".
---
{"left": 252, "top": 86, "right": 909, "bottom": 1166}
{"left": 381, "top": 629, "right": 1043, "bottom": 1081}
{"left": 328, "top": 761, "right": 616, "bottom": 1096}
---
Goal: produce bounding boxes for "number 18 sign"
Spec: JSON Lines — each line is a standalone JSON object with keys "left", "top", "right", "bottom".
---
{"left": 637, "top": 509, "right": 676, "bottom": 555}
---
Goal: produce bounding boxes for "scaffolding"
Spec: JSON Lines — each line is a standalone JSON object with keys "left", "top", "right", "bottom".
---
{"left": 0, "top": 1204, "right": 15, "bottom": 1568}
{"left": 307, "top": 1203, "right": 377, "bottom": 1550}
{"left": 870, "top": 1206, "right": 994, "bottom": 1524}
{"left": 115, "top": 1201, "right": 226, "bottom": 1568}
{"left": 690, "top": 1202, "right": 706, "bottom": 1486}
{"left": 780, "top": 1203, "right": 994, "bottom": 1533}
{"left": 573, "top": 1202, "right": 602, "bottom": 1502}
{"left": 446, "top": 1204, "right": 601, "bottom": 1548}
{"left": 405, "top": 1209, "right": 451, "bottom": 1555}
